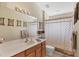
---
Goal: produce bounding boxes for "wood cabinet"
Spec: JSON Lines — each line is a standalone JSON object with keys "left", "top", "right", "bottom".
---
{"left": 13, "top": 51, "right": 25, "bottom": 57}
{"left": 25, "top": 47, "right": 36, "bottom": 57}
{"left": 35, "top": 44, "right": 42, "bottom": 57}
{"left": 13, "top": 41, "right": 46, "bottom": 57}
{"left": 36, "top": 48, "right": 42, "bottom": 57}
{"left": 41, "top": 41, "right": 46, "bottom": 57}
{"left": 26, "top": 51, "right": 36, "bottom": 57}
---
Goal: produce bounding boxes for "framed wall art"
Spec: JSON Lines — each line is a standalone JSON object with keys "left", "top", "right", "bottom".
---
{"left": 8, "top": 19, "right": 14, "bottom": 26}
{"left": 39, "top": 22, "right": 44, "bottom": 29}
{"left": 0, "top": 17, "right": 4, "bottom": 25}
{"left": 17, "top": 20, "right": 21, "bottom": 26}
{"left": 23, "top": 21, "right": 27, "bottom": 27}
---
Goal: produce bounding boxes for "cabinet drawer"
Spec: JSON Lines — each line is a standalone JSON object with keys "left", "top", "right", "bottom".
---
{"left": 35, "top": 44, "right": 41, "bottom": 48}
{"left": 25, "top": 47, "right": 35, "bottom": 55}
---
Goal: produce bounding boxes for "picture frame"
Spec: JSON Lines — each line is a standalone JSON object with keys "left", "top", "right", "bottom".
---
{"left": 0, "top": 17, "right": 4, "bottom": 25}
{"left": 39, "top": 22, "right": 43, "bottom": 29}
{"left": 8, "top": 19, "right": 14, "bottom": 26}
{"left": 23, "top": 21, "right": 27, "bottom": 27}
{"left": 17, "top": 20, "right": 21, "bottom": 26}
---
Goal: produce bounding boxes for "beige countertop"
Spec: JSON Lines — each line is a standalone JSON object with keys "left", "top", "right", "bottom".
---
{"left": 0, "top": 38, "right": 46, "bottom": 57}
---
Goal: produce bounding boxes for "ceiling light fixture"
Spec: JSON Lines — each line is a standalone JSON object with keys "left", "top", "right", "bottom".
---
{"left": 45, "top": 4, "right": 50, "bottom": 8}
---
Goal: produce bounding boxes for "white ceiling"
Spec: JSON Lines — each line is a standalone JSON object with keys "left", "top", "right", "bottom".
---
{"left": 36, "top": 2, "right": 77, "bottom": 16}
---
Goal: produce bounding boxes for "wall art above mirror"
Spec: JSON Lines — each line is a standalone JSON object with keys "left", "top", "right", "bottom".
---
{"left": 0, "top": 17, "right": 4, "bottom": 25}
{"left": 23, "top": 21, "right": 27, "bottom": 27}
{"left": 17, "top": 20, "right": 22, "bottom": 26}
{"left": 8, "top": 19, "right": 14, "bottom": 26}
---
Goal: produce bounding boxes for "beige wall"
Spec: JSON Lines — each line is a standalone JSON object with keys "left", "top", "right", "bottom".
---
{"left": 45, "top": 12, "right": 49, "bottom": 20}
{"left": 0, "top": 2, "right": 49, "bottom": 42}
{"left": 0, "top": 2, "right": 43, "bottom": 42}
{"left": 0, "top": 7, "right": 27, "bottom": 42}
{"left": 0, "top": 2, "right": 43, "bottom": 21}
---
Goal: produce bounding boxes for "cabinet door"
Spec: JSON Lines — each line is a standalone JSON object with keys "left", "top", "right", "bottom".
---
{"left": 41, "top": 41, "right": 46, "bottom": 57}
{"left": 25, "top": 47, "right": 36, "bottom": 57}
{"left": 35, "top": 44, "right": 42, "bottom": 57}
{"left": 26, "top": 52, "right": 36, "bottom": 57}
{"left": 36, "top": 47, "right": 42, "bottom": 57}
{"left": 13, "top": 51, "right": 25, "bottom": 57}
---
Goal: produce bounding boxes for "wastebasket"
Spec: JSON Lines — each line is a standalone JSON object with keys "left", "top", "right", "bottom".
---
{"left": 46, "top": 45, "right": 55, "bottom": 56}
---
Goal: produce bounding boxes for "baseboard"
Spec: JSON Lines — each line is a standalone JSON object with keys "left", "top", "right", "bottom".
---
{"left": 55, "top": 47, "right": 74, "bottom": 56}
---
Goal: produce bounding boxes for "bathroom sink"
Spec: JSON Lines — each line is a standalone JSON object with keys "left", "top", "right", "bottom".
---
{"left": 35, "top": 39, "right": 42, "bottom": 42}
{"left": 21, "top": 38, "right": 36, "bottom": 45}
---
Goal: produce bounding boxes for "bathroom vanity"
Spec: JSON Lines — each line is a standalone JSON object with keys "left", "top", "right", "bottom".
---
{"left": 13, "top": 41, "right": 46, "bottom": 57}
{"left": 0, "top": 38, "right": 46, "bottom": 57}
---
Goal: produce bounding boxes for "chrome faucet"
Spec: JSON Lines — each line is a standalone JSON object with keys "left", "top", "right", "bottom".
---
{"left": 21, "top": 29, "right": 32, "bottom": 43}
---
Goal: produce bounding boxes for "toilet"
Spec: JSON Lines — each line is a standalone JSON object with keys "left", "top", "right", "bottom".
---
{"left": 46, "top": 45, "right": 55, "bottom": 56}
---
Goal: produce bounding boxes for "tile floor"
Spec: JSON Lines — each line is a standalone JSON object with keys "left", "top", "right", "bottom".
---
{"left": 46, "top": 50, "right": 71, "bottom": 57}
